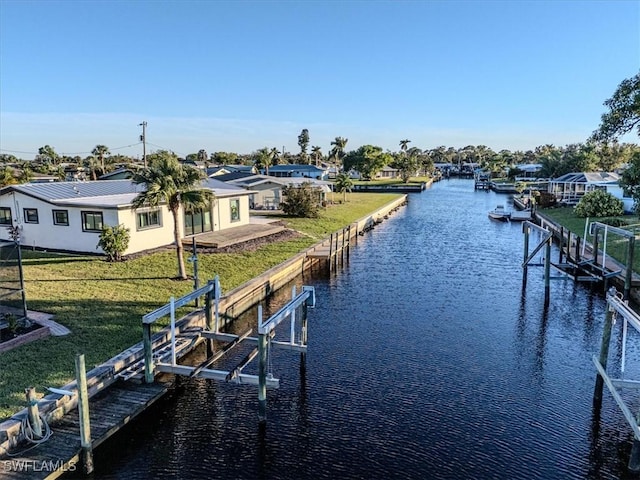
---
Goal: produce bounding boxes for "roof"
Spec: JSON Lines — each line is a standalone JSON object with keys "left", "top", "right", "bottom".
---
{"left": 267, "top": 164, "right": 327, "bottom": 172}
{"left": 212, "top": 171, "right": 255, "bottom": 182}
{"left": 1, "top": 178, "right": 250, "bottom": 208}
{"left": 552, "top": 172, "right": 620, "bottom": 184}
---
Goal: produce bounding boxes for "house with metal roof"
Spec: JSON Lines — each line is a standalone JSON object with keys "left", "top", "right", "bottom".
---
{"left": 0, "top": 178, "right": 253, "bottom": 255}
{"left": 548, "top": 172, "right": 634, "bottom": 213}
{"left": 219, "top": 174, "right": 332, "bottom": 210}
{"left": 262, "top": 164, "right": 329, "bottom": 180}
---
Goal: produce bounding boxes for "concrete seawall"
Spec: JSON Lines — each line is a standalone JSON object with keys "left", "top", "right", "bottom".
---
{"left": 0, "top": 194, "right": 408, "bottom": 453}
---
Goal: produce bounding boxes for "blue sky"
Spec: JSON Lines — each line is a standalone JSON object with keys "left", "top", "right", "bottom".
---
{"left": 0, "top": 0, "right": 638, "bottom": 160}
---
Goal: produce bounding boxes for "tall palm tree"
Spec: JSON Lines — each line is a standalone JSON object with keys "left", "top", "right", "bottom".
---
{"left": 334, "top": 172, "right": 354, "bottom": 202}
{"left": 311, "top": 146, "right": 323, "bottom": 166}
{"left": 269, "top": 147, "right": 281, "bottom": 166}
{"left": 254, "top": 147, "right": 271, "bottom": 175}
{"left": 92, "top": 145, "right": 110, "bottom": 171}
{"left": 330, "top": 137, "right": 348, "bottom": 169}
{"left": 399, "top": 139, "right": 411, "bottom": 153}
{"left": 132, "top": 152, "right": 213, "bottom": 280}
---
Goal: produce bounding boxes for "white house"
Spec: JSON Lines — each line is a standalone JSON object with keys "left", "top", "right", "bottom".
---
{"left": 0, "top": 178, "right": 253, "bottom": 255}
{"left": 218, "top": 174, "right": 332, "bottom": 209}
{"left": 548, "top": 172, "right": 634, "bottom": 213}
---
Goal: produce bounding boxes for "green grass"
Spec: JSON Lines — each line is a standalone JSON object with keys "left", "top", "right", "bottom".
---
{"left": 0, "top": 193, "right": 401, "bottom": 419}
{"left": 352, "top": 176, "right": 431, "bottom": 186}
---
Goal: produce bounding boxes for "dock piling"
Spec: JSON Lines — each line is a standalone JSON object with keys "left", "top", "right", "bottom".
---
{"left": 25, "top": 387, "right": 42, "bottom": 438}
{"left": 75, "top": 354, "right": 93, "bottom": 475}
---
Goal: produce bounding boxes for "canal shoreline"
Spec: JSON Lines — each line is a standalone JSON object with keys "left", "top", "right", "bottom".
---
{"left": 0, "top": 194, "right": 408, "bottom": 466}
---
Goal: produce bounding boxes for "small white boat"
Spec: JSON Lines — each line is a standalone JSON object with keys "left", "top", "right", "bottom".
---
{"left": 488, "top": 205, "right": 511, "bottom": 221}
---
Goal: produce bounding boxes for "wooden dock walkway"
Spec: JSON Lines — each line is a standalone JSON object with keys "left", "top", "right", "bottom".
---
{"left": 1, "top": 382, "right": 167, "bottom": 479}
{"left": 307, "top": 226, "right": 353, "bottom": 270}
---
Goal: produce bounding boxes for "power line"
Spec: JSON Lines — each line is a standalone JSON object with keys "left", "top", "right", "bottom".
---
{"left": 0, "top": 142, "right": 143, "bottom": 157}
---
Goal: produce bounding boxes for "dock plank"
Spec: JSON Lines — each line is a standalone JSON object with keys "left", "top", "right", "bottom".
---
{"left": 1, "top": 382, "right": 167, "bottom": 479}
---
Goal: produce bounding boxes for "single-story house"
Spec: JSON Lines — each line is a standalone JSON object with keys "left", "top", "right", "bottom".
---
{"left": 218, "top": 174, "right": 332, "bottom": 210}
{"left": 263, "top": 164, "right": 329, "bottom": 180}
{"left": 548, "top": 172, "right": 634, "bottom": 213}
{"left": 376, "top": 166, "right": 400, "bottom": 179}
{"left": 207, "top": 165, "right": 258, "bottom": 177}
{"left": 0, "top": 178, "right": 253, "bottom": 255}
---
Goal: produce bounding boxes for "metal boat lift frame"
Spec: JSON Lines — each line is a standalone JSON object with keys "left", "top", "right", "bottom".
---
{"left": 594, "top": 287, "right": 640, "bottom": 471}
{"left": 141, "top": 278, "right": 315, "bottom": 422}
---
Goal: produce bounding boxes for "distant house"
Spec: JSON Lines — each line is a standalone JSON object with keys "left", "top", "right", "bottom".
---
{"left": 264, "top": 164, "right": 329, "bottom": 180}
{"left": 218, "top": 174, "right": 332, "bottom": 210}
{"left": 0, "top": 178, "right": 253, "bottom": 255}
{"left": 548, "top": 172, "right": 634, "bottom": 213}
{"left": 375, "top": 166, "right": 400, "bottom": 179}
{"left": 98, "top": 167, "right": 136, "bottom": 180}
{"left": 514, "top": 163, "right": 543, "bottom": 180}
{"left": 207, "top": 165, "right": 257, "bottom": 177}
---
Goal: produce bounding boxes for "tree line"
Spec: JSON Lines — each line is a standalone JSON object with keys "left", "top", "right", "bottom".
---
{"left": 1, "top": 72, "right": 638, "bottom": 187}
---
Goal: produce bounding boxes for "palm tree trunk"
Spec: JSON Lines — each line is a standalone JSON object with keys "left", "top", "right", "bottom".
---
{"left": 171, "top": 209, "right": 187, "bottom": 279}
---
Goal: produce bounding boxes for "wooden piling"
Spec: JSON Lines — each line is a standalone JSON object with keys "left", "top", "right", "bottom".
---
{"left": 559, "top": 226, "right": 564, "bottom": 264}
{"left": 522, "top": 223, "right": 530, "bottom": 287}
{"left": 544, "top": 236, "right": 551, "bottom": 302}
{"left": 143, "top": 322, "right": 153, "bottom": 384}
{"left": 25, "top": 387, "right": 42, "bottom": 438}
{"left": 593, "top": 294, "right": 616, "bottom": 406}
{"left": 576, "top": 236, "right": 581, "bottom": 263}
{"left": 625, "top": 236, "right": 635, "bottom": 301}
{"left": 205, "top": 279, "right": 214, "bottom": 356}
{"left": 75, "top": 354, "right": 93, "bottom": 475}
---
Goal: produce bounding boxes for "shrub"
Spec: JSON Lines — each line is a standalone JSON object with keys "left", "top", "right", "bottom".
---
{"left": 281, "top": 183, "right": 321, "bottom": 218}
{"left": 97, "top": 224, "right": 130, "bottom": 261}
{"left": 574, "top": 190, "right": 623, "bottom": 218}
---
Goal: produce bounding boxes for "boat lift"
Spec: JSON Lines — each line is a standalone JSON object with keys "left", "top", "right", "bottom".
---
{"left": 141, "top": 278, "right": 315, "bottom": 423}
{"left": 594, "top": 287, "right": 640, "bottom": 471}
{"left": 522, "top": 220, "right": 637, "bottom": 300}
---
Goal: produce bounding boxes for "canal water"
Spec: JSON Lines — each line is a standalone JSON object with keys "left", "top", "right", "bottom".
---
{"left": 91, "top": 179, "right": 640, "bottom": 479}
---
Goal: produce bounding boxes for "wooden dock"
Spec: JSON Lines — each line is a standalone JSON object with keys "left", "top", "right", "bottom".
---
{"left": 1, "top": 382, "right": 167, "bottom": 479}
{"left": 307, "top": 226, "right": 353, "bottom": 270}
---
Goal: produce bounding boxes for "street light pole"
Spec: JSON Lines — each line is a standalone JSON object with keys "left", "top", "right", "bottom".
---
{"left": 139, "top": 121, "right": 147, "bottom": 168}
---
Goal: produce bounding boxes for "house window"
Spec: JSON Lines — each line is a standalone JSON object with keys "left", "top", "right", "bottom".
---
{"left": 82, "top": 211, "right": 103, "bottom": 232}
{"left": 230, "top": 199, "right": 240, "bottom": 222}
{"left": 24, "top": 208, "right": 39, "bottom": 224}
{"left": 0, "top": 207, "right": 11, "bottom": 225}
{"left": 137, "top": 209, "right": 161, "bottom": 230}
{"left": 52, "top": 209, "right": 69, "bottom": 226}
{"left": 184, "top": 207, "right": 212, "bottom": 236}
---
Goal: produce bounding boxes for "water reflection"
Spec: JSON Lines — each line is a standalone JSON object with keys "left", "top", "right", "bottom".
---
{"left": 89, "top": 179, "right": 640, "bottom": 480}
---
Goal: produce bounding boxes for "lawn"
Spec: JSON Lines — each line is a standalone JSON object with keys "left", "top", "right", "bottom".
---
{"left": 352, "top": 176, "right": 431, "bottom": 187}
{"left": 0, "top": 193, "right": 401, "bottom": 419}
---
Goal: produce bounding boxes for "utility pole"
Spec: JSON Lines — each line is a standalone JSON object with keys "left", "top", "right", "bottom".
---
{"left": 139, "top": 121, "right": 147, "bottom": 168}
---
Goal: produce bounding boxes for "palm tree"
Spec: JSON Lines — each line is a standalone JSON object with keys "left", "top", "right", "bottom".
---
{"left": 399, "top": 139, "right": 411, "bottom": 153}
{"left": 334, "top": 172, "right": 354, "bottom": 202}
{"left": 92, "top": 145, "right": 110, "bottom": 171}
{"left": 0, "top": 167, "right": 17, "bottom": 187}
{"left": 269, "top": 147, "right": 281, "bottom": 167}
{"left": 132, "top": 152, "right": 214, "bottom": 280}
{"left": 311, "top": 146, "right": 323, "bottom": 166}
{"left": 19, "top": 166, "right": 33, "bottom": 184}
{"left": 330, "top": 137, "right": 348, "bottom": 169}
{"left": 254, "top": 147, "right": 271, "bottom": 175}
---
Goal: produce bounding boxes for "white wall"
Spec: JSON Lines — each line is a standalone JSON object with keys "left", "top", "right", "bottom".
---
{"left": 0, "top": 191, "right": 253, "bottom": 254}
{"left": 214, "top": 196, "right": 251, "bottom": 230}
